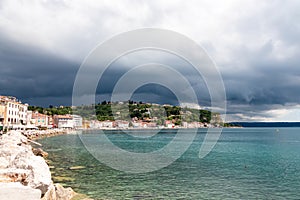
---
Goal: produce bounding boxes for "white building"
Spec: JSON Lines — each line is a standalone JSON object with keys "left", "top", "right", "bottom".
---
{"left": 72, "top": 115, "right": 83, "bottom": 128}
{"left": 89, "top": 120, "right": 114, "bottom": 129}
{"left": 53, "top": 115, "right": 74, "bottom": 129}
{"left": 89, "top": 120, "right": 102, "bottom": 129}
{"left": 19, "top": 103, "right": 28, "bottom": 125}
{"left": 116, "top": 120, "right": 129, "bottom": 129}
{"left": 100, "top": 120, "right": 113, "bottom": 128}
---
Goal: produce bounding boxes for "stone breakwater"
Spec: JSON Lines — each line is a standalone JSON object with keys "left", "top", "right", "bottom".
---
{"left": 0, "top": 131, "right": 92, "bottom": 200}
{"left": 23, "top": 129, "right": 73, "bottom": 140}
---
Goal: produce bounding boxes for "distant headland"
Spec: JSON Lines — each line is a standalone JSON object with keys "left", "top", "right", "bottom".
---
{"left": 231, "top": 122, "right": 300, "bottom": 127}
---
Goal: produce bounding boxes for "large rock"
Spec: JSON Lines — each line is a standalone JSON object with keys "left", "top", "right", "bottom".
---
{"left": 0, "top": 182, "right": 41, "bottom": 200}
{"left": 33, "top": 147, "right": 49, "bottom": 158}
{"left": 0, "top": 131, "right": 86, "bottom": 200}
{"left": 42, "top": 183, "right": 76, "bottom": 200}
{"left": 0, "top": 130, "right": 28, "bottom": 146}
{"left": 0, "top": 131, "right": 52, "bottom": 195}
{"left": 0, "top": 168, "right": 29, "bottom": 183}
{"left": 12, "top": 152, "right": 52, "bottom": 194}
{"left": 42, "top": 184, "right": 56, "bottom": 200}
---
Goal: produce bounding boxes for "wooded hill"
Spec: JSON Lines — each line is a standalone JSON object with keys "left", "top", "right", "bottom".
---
{"left": 29, "top": 101, "right": 221, "bottom": 125}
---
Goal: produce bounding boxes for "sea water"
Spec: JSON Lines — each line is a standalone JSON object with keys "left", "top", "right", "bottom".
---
{"left": 38, "top": 128, "right": 300, "bottom": 199}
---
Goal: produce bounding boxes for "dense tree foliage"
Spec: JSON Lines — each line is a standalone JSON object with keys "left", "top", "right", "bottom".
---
{"left": 28, "top": 105, "right": 72, "bottom": 115}
{"left": 28, "top": 101, "right": 215, "bottom": 124}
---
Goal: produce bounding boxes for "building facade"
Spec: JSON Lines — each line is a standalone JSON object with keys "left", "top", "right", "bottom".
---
{"left": 53, "top": 115, "right": 74, "bottom": 129}
{"left": 0, "top": 103, "right": 5, "bottom": 130}
{"left": 30, "top": 111, "right": 52, "bottom": 128}
{"left": 72, "top": 115, "right": 83, "bottom": 128}
{"left": 0, "top": 96, "right": 28, "bottom": 130}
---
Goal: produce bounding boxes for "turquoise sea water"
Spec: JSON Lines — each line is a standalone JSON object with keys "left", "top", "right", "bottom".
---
{"left": 38, "top": 128, "right": 300, "bottom": 199}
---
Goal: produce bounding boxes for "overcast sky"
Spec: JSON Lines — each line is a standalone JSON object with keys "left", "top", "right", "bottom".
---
{"left": 0, "top": 0, "right": 300, "bottom": 122}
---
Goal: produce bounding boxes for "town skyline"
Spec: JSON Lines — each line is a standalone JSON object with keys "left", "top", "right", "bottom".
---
{"left": 1, "top": 94, "right": 226, "bottom": 132}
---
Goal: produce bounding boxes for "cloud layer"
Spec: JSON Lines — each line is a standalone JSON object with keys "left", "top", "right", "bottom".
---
{"left": 0, "top": 0, "right": 300, "bottom": 121}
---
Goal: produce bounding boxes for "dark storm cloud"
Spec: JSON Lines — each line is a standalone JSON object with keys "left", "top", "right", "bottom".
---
{"left": 94, "top": 50, "right": 212, "bottom": 106}
{"left": 0, "top": 34, "right": 208, "bottom": 107}
{"left": 1, "top": 0, "right": 300, "bottom": 121}
{"left": 0, "top": 33, "right": 78, "bottom": 106}
{"left": 221, "top": 39, "right": 300, "bottom": 120}
{"left": 1, "top": 28, "right": 300, "bottom": 121}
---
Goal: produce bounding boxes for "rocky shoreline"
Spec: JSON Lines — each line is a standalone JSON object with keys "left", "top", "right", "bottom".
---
{"left": 0, "top": 130, "right": 93, "bottom": 200}
{"left": 22, "top": 129, "right": 75, "bottom": 140}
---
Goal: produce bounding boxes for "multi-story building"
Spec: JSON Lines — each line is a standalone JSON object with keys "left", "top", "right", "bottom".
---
{"left": 100, "top": 120, "right": 113, "bottom": 128}
{"left": 31, "top": 111, "right": 50, "bottom": 128}
{"left": 115, "top": 120, "right": 129, "bottom": 129}
{"left": 0, "top": 95, "right": 28, "bottom": 130}
{"left": 27, "top": 110, "right": 33, "bottom": 125}
{"left": 0, "top": 102, "right": 5, "bottom": 131}
{"left": 19, "top": 103, "right": 28, "bottom": 125}
{"left": 53, "top": 115, "right": 74, "bottom": 129}
{"left": 72, "top": 115, "right": 83, "bottom": 128}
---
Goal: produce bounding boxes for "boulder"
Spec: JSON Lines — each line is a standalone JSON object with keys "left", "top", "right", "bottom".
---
{"left": 0, "top": 168, "right": 29, "bottom": 183}
{"left": 42, "top": 183, "right": 76, "bottom": 200}
{"left": 12, "top": 154, "right": 52, "bottom": 194}
{"left": 33, "top": 148, "right": 49, "bottom": 158}
{"left": 0, "top": 130, "right": 28, "bottom": 146}
{"left": 0, "top": 182, "right": 41, "bottom": 200}
{"left": 54, "top": 183, "right": 76, "bottom": 200}
{"left": 0, "top": 131, "right": 87, "bottom": 200}
{"left": 42, "top": 184, "right": 56, "bottom": 200}
{"left": 0, "top": 131, "right": 52, "bottom": 195}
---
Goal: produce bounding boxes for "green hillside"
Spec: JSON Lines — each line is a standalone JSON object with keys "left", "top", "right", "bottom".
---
{"left": 29, "top": 101, "right": 220, "bottom": 125}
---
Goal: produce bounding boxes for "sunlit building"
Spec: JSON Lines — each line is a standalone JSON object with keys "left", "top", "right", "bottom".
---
{"left": 0, "top": 95, "right": 28, "bottom": 130}
{"left": 53, "top": 115, "right": 74, "bottom": 129}
{"left": 72, "top": 115, "right": 83, "bottom": 128}
{"left": 31, "top": 111, "right": 52, "bottom": 128}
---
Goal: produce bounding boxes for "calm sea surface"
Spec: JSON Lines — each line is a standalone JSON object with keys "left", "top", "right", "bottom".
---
{"left": 38, "top": 128, "right": 300, "bottom": 199}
